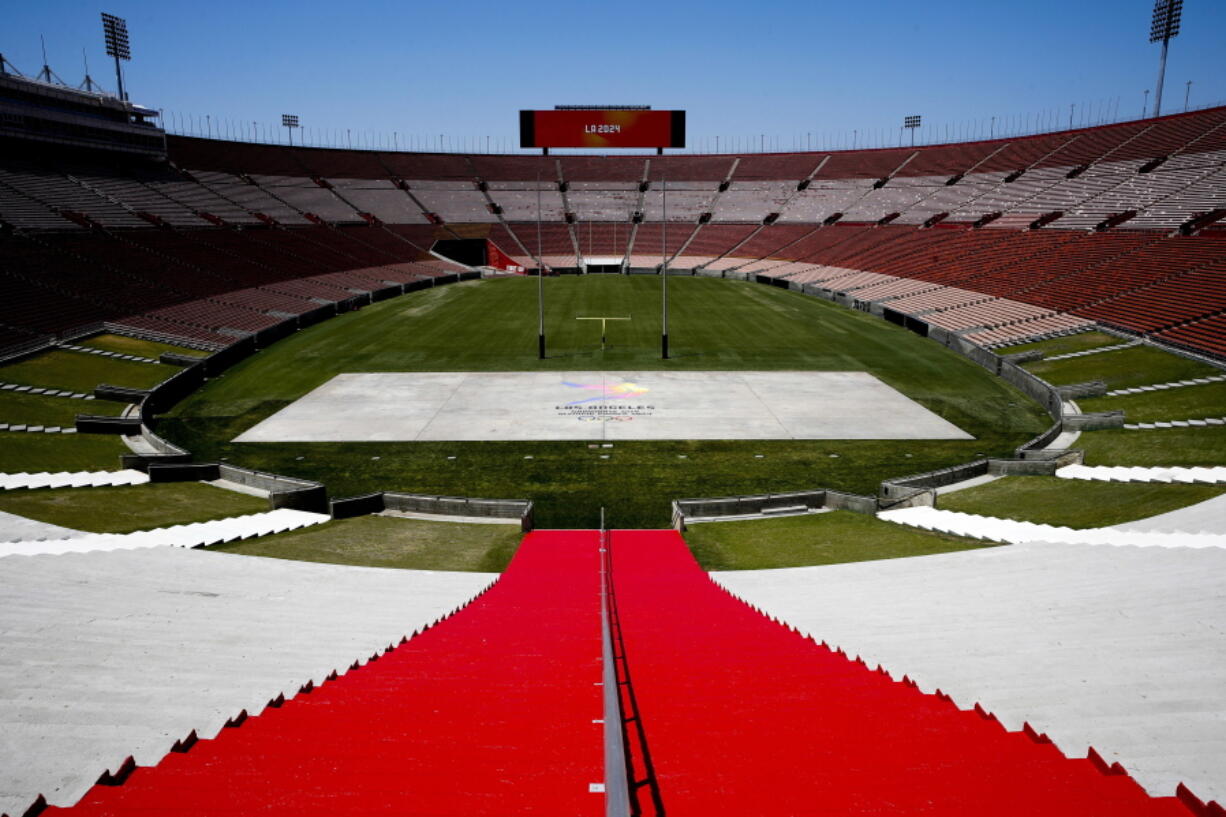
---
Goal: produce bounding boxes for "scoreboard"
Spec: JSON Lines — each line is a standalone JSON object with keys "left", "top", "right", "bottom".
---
{"left": 519, "top": 108, "right": 685, "bottom": 150}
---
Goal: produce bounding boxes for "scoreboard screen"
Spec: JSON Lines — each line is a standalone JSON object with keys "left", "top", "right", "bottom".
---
{"left": 520, "top": 109, "right": 685, "bottom": 149}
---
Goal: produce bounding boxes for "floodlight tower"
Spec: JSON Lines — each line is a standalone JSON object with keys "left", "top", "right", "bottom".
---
{"left": 904, "top": 115, "right": 921, "bottom": 146}
{"left": 100, "top": 13, "right": 130, "bottom": 102}
{"left": 282, "top": 114, "right": 300, "bottom": 145}
{"left": 1149, "top": 0, "right": 1183, "bottom": 118}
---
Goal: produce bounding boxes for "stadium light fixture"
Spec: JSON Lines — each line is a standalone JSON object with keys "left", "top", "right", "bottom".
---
{"left": 100, "top": 13, "right": 130, "bottom": 101}
{"left": 1149, "top": 0, "right": 1182, "bottom": 117}
{"left": 903, "top": 115, "right": 921, "bottom": 147}
{"left": 282, "top": 113, "right": 300, "bottom": 146}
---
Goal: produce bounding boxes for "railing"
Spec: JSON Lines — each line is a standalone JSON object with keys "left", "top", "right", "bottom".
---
{"left": 672, "top": 489, "right": 879, "bottom": 528}
{"left": 599, "top": 509, "right": 631, "bottom": 817}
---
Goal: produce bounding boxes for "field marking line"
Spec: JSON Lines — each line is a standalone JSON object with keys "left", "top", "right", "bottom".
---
{"left": 413, "top": 373, "right": 472, "bottom": 442}
{"left": 600, "top": 372, "right": 609, "bottom": 442}
{"left": 738, "top": 373, "right": 797, "bottom": 440}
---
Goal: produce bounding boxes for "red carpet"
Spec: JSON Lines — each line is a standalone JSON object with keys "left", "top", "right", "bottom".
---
{"left": 607, "top": 529, "right": 1194, "bottom": 817}
{"left": 41, "top": 529, "right": 1201, "bottom": 816}
{"left": 47, "top": 531, "right": 603, "bottom": 817}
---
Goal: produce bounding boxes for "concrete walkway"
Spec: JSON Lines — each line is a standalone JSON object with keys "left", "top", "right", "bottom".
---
{"left": 0, "top": 547, "right": 495, "bottom": 816}
{"left": 1115, "top": 492, "right": 1226, "bottom": 533}
{"left": 0, "top": 509, "right": 84, "bottom": 543}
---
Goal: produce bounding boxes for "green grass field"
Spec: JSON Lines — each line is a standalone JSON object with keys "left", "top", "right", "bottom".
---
{"left": 0, "top": 349, "right": 173, "bottom": 393}
{"left": 159, "top": 276, "right": 1049, "bottom": 528}
{"left": 0, "top": 432, "right": 127, "bottom": 472}
{"left": 1078, "top": 381, "right": 1226, "bottom": 422}
{"left": 1078, "top": 425, "right": 1226, "bottom": 466}
{"left": 0, "top": 482, "right": 268, "bottom": 533}
{"left": 0, "top": 392, "right": 126, "bottom": 427}
{"left": 78, "top": 333, "right": 205, "bottom": 360}
{"left": 1024, "top": 345, "right": 1220, "bottom": 389}
{"left": 211, "top": 515, "right": 519, "bottom": 571}
{"left": 684, "top": 510, "right": 996, "bottom": 570}
{"left": 998, "top": 331, "right": 1126, "bottom": 358}
{"left": 938, "top": 476, "right": 1226, "bottom": 528}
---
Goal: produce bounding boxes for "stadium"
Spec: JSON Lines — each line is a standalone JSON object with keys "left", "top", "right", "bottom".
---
{"left": 1, "top": 1, "right": 1224, "bottom": 814}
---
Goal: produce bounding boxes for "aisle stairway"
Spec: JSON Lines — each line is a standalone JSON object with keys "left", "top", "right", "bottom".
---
{"left": 27, "top": 529, "right": 1207, "bottom": 816}
{"left": 609, "top": 529, "right": 1197, "bottom": 816}
{"left": 42, "top": 531, "right": 604, "bottom": 817}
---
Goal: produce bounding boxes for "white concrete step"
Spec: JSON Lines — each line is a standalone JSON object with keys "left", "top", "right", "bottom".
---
{"left": 0, "top": 509, "right": 330, "bottom": 558}
{"left": 713, "top": 542, "right": 1226, "bottom": 802}
{"left": 1056, "top": 465, "right": 1226, "bottom": 484}
{"left": 0, "top": 470, "right": 151, "bottom": 491}
{"left": 1042, "top": 339, "right": 1140, "bottom": 362}
{"left": 1107, "top": 373, "right": 1226, "bottom": 397}
{"left": 0, "top": 546, "right": 496, "bottom": 816}
{"left": 878, "top": 506, "right": 1226, "bottom": 549}
{"left": 1125, "top": 415, "right": 1226, "bottom": 430}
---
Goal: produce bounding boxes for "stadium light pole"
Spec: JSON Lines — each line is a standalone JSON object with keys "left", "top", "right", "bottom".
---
{"left": 661, "top": 177, "right": 669, "bottom": 359}
{"left": 100, "top": 13, "right": 130, "bottom": 102}
{"left": 904, "top": 115, "right": 921, "bottom": 147}
{"left": 282, "top": 114, "right": 299, "bottom": 146}
{"left": 1149, "top": 0, "right": 1182, "bottom": 118}
{"left": 536, "top": 172, "right": 546, "bottom": 359}
{"left": 1184, "top": 80, "right": 1192, "bottom": 111}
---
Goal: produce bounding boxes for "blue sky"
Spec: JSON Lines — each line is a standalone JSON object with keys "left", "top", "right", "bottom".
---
{"left": 4, "top": 0, "right": 1224, "bottom": 151}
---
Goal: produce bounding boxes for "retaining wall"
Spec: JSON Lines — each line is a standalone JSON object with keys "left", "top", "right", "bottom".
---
{"left": 1063, "top": 411, "right": 1126, "bottom": 430}
{"left": 1057, "top": 380, "right": 1108, "bottom": 399}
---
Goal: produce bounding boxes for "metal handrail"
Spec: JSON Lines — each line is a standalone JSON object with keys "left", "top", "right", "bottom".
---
{"left": 599, "top": 508, "right": 631, "bottom": 817}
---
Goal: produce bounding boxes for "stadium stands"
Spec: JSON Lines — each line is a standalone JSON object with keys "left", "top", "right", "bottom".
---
{"left": 3, "top": 106, "right": 1226, "bottom": 355}
{"left": 714, "top": 538, "right": 1226, "bottom": 805}
{"left": 0, "top": 546, "right": 494, "bottom": 816}
{"left": 614, "top": 530, "right": 1198, "bottom": 815}
{"left": 32, "top": 533, "right": 596, "bottom": 817}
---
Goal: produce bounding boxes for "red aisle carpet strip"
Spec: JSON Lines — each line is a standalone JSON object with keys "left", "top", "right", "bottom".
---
{"left": 608, "top": 529, "right": 1196, "bottom": 817}
{"left": 45, "top": 531, "right": 603, "bottom": 817}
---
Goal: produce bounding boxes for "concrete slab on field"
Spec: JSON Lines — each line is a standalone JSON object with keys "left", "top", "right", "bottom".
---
{"left": 234, "top": 371, "right": 973, "bottom": 442}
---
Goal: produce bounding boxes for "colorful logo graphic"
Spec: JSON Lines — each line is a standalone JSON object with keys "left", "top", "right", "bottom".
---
{"left": 562, "top": 380, "right": 649, "bottom": 406}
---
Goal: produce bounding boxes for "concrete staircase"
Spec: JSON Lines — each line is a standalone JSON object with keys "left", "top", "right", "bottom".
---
{"left": 0, "top": 470, "right": 150, "bottom": 490}
{"left": 1106, "top": 373, "right": 1226, "bottom": 397}
{"left": 713, "top": 541, "right": 1226, "bottom": 805}
{"left": 0, "top": 546, "right": 495, "bottom": 816}
{"left": 1123, "top": 417, "right": 1226, "bottom": 430}
{"left": 1041, "top": 340, "right": 1142, "bottom": 362}
{"left": 877, "top": 506, "right": 1226, "bottom": 548}
{"left": 1056, "top": 464, "right": 1226, "bottom": 483}
{"left": 0, "top": 508, "right": 329, "bottom": 557}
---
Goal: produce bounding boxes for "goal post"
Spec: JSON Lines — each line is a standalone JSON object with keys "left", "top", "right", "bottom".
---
{"left": 576, "top": 316, "right": 631, "bottom": 351}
